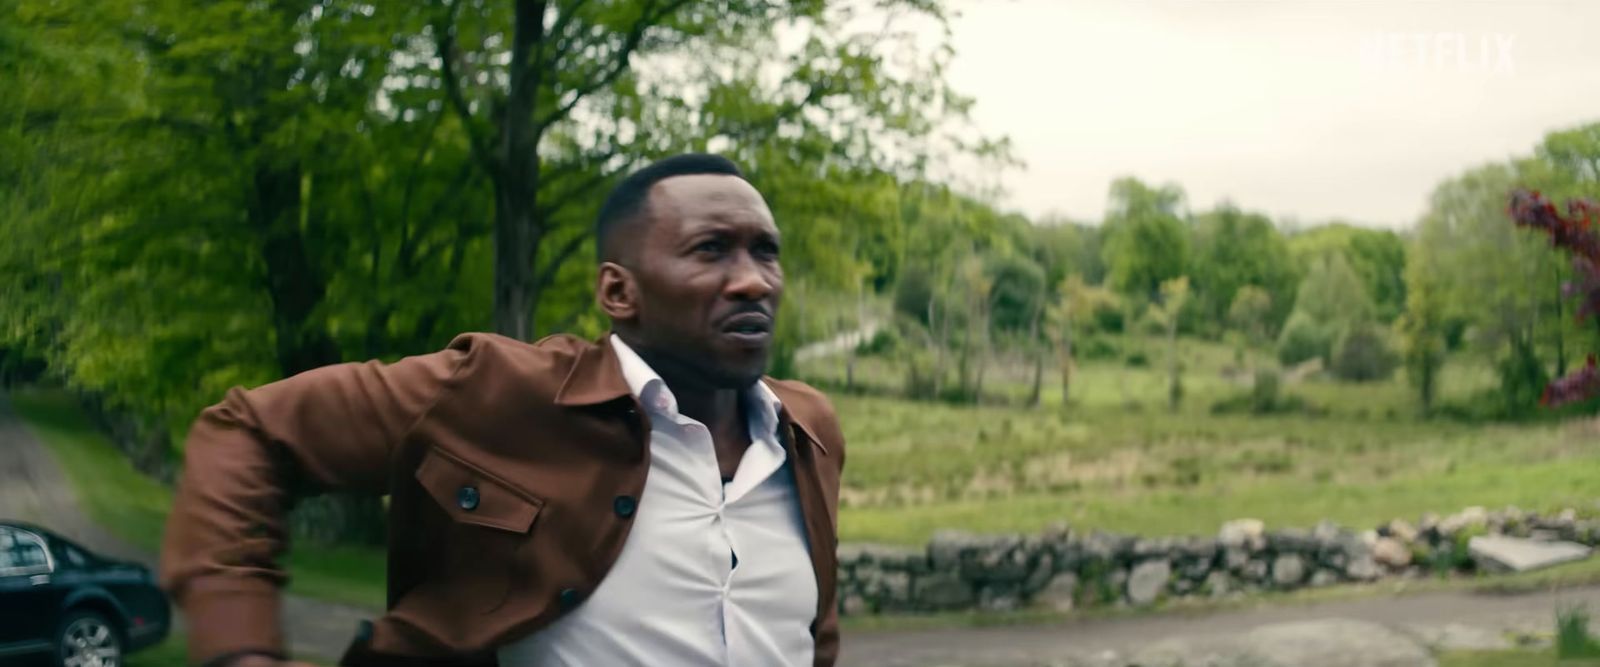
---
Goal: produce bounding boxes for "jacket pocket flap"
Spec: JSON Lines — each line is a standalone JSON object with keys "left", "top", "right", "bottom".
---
{"left": 416, "top": 448, "right": 542, "bottom": 533}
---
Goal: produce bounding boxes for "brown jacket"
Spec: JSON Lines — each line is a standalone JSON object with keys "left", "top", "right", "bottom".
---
{"left": 159, "top": 332, "right": 845, "bottom": 667}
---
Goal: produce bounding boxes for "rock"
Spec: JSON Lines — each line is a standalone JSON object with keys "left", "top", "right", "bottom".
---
{"left": 977, "top": 583, "right": 1021, "bottom": 612}
{"left": 928, "top": 530, "right": 980, "bottom": 569}
{"left": 1269, "top": 528, "right": 1317, "bottom": 553}
{"left": 1386, "top": 518, "right": 1419, "bottom": 544}
{"left": 1179, "top": 557, "right": 1213, "bottom": 581}
{"left": 1107, "top": 567, "right": 1129, "bottom": 605}
{"left": 1309, "top": 569, "right": 1340, "bottom": 587}
{"left": 1241, "top": 557, "right": 1270, "bottom": 582}
{"left": 1204, "top": 570, "right": 1234, "bottom": 598}
{"left": 912, "top": 571, "right": 975, "bottom": 609}
{"left": 1468, "top": 535, "right": 1593, "bottom": 573}
{"left": 1373, "top": 537, "right": 1413, "bottom": 568}
{"left": 881, "top": 571, "right": 910, "bottom": 603}
{"left": 1032, "top": 571, "right": 1077, "bottom": 612}
{"left": 1418, "top": 512, "right": 1441, "bottom": 535}
{"left": 1311, "top": 519, "right": 1344, "bottom": 543}
{"left": 972, "top": 542, "right": 1030, "bottom": 582}
{"left": 840, "top": 592, "right": 868, "bottom": 616}
{"left": 1219, "top": 518, "right": 1266, "bottom": 551}
{"left": 1224, "top": 546, "right": 1250, "bottom": 570}
{"left": 1346, "top": 553, "right": 1382, "bottom": 581}
{"left": 1440, "top": 506, "right": 1488, "bottom": 536}
{"left": 1022, "top": 553, "right": 1055, "bottom": 593}
{"left": 1271, "top": 553, "right": 1307, "bottom": 587}
{"left": 1127, "top": 559, "right": 1171, "bottom": 606}
{"left": 1129, "top": 618, "right": 1437, "bottom": 667}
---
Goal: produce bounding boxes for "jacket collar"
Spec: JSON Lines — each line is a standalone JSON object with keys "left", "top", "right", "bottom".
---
{"left": 553, "top": 333, "right": 827, "bottom": 456}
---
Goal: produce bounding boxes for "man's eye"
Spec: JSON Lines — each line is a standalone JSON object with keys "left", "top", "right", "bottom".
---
{"left": 694, "top": 240, "right": 727, "bottom": 253}
{"left": 756, "top": 242, "right": 781, "bottom": 258}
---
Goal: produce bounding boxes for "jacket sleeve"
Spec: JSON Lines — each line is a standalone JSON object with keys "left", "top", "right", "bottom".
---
{"left": 159, "top": 345, "right": 468, "bottom": 665}
{"left": 813, "top": 405, "right": 847, "bottom": 667}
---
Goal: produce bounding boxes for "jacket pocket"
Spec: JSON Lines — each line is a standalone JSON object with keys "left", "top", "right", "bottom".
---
{"left": 415, "top": 447, "right": 543, "bottom": 533}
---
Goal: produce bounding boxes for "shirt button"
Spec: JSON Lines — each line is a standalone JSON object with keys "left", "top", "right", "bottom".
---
{"left": 456, "top": 485, "right": 480, "bottom": 511}
{"left": 558, "top": 588, "right": 585, "bottom": 611}
{"left": 613, "top": 495, "right": 638, "bottom": 519}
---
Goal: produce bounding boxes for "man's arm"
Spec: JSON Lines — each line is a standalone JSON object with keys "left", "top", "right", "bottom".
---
{"left": 160, "top": 344, "right": 468, "bottom": 665}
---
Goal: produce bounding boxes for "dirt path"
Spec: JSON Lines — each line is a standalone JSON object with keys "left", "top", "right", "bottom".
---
{"left": 0, "top": 394, "right": 372, "bottom": 663}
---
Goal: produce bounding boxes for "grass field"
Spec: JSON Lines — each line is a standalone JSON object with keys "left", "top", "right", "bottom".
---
{"left": 805, "top": 337, "right": 1600, "bottom": 544}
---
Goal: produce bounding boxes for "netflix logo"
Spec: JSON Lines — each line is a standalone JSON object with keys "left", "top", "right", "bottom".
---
{"left": 1357, "top": 32, "right": 1516, "bottom": 75}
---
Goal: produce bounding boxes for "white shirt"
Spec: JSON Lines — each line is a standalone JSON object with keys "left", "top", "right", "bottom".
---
{"left": 498, "top": 335, "right": 818, "bottom": 666}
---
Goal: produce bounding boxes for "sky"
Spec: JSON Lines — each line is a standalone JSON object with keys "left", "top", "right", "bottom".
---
{"left": 929, "top": 0, "right": 1600, "bottom": 229}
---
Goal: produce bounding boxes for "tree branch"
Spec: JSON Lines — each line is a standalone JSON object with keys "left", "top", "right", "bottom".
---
{"left": 533, "top": 0, "right": 694, "bottom": 133}
{"left": 534, "top": 0, "right": 591, "bottom": 81}
{"left": 533, "top": 228, "right": 592, "bottom": 293}
{"left": 435, "top": 1, "right": 495, "bottom": 174}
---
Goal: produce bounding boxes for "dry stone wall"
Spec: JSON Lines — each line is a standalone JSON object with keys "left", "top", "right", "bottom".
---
{"left": 835, "top": 505, "right": 1600, "bottom": 616}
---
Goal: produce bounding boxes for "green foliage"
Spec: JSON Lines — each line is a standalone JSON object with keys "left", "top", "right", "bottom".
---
{"left": 1227, "top": 286, "right": 1275, "bottom": 344}
{"left": 1495, "top": 337, "right": 1551, "bottom": 419}
{"left": 1101, "top": 177, "right": 1188, "bottom": 301}
{"left": 1556, "top": 605, "right": 1600, "bottom": 659}
{"left": 1191, "top": 205, "right": 1297, "bottom": 335}
{"left": 1330, "top": 325, "right": 1398, "bottom": 382}
{"left": 1290, "top": 252, "right": 1375, "bottom": 331}
{"left": 1287, "top": 224, "right": 1407, "bottom": 323}
{"left": 1277, "top": 311, "right": 1334, "bottom": 366}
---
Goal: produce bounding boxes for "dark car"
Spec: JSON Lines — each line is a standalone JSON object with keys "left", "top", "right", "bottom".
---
{"left": 0, "top": 522, "right": 171, "bottom": 667}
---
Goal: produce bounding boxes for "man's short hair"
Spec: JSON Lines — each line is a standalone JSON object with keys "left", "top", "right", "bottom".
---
{"left": 595, "top": 153, "right": 746, "bottom": 264}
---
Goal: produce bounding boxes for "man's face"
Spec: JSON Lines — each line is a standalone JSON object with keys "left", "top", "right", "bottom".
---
{"left": 608, "top": 174, "right": 784, "bottom": 388}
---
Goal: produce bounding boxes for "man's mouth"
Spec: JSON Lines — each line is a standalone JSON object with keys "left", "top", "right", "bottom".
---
{"left": 720, "top": 312, "right": 773, "bottom": 345}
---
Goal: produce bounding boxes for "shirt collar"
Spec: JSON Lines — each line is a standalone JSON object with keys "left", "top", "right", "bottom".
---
{"left": 609, "top": 334, "right": 782, "bottom": 428}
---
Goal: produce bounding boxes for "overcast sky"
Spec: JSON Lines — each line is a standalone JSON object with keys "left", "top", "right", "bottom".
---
{"left": 932, "top": 0, "right": 1600, "bottom": 228}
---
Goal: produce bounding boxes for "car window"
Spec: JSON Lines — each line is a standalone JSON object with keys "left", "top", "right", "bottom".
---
{"left": 0, "top": 528, "right": 53, "bottom": 574}
{"left": 55, "top": 542, "right": 91, "bottom": 569}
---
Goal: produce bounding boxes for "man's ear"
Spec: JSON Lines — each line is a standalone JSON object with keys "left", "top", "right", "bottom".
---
{"left": 596, "top": 261, "right": 638, "bottom": 320}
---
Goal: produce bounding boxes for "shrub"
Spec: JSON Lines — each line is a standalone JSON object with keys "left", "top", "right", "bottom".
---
{"left": 857, "top": 327, "right": 899, "bottom": 357}
{"left": 1076, "top": 335, "right": 1120, "bottom": 361}
{"left": 1557, "top": 605, "right": 1600, "bottom": 659}
{"left": 1330, "top": 325, "right": 1398, "bottom": 382}
{"left": 1125, "top": 349, "right": 1150, "bottom": 367}
{"left": 1276, "top": 311, "right": 1333, "bottom": 366}
{"left": 1251, "top": 368, "right": 1282, "bottom": 413}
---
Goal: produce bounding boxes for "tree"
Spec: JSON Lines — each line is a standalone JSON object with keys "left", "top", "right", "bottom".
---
{"left": 1290, "top": 251, "right": 1374, "bottom": 334}
{"left": 1147, "top": 277, "right": 1191, "bottom": 411}
{"left": 1046, "top": 274, "right": 1116, "bottom": 408}
{"left": 1191, "top": 204, "right": 1296, "bottom": 336}
{"left": 1101, "top": 177, "right": 1188, "bottom": 302}
{"left": 429, "top": 0, "right": 987, "bottom": 339}
{"left": 1227, "top": 286, "right": 1274, "bottom": 344}
{"left": 1509, "top": 190, "right": 1600, "bottom": 406}
{"left": 1287, "top": 224, "right": 1406, "bottom": 323}
{"left": 1398, "top": 241, "right": 1447, "bottom": 411}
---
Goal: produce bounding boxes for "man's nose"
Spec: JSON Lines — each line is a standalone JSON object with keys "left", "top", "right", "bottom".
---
{"left": 725, "top": 251, "right": 775, "bottom": 301}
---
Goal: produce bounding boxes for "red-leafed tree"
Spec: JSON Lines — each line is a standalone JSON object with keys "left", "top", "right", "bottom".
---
{"left": 1509, "top": 190, "right": 1600, "bottom": 406}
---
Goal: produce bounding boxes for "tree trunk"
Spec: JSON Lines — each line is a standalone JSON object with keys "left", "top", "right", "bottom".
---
{"left": 249, "top": 162, "right": 382, "bottom": 545}
{"left": 1028, "top": 304, "right": 1043, "bottom": 407}
{"left": 1166, "top": 316, "right": 1181, "bottom": 412}
{"left": 932, "top": 297, "right": 947, "bottom": 398}
{"left": 250, "top": 164, "right": 340, "bottom": 377}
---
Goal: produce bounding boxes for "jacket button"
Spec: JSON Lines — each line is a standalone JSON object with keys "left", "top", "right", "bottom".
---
{"left": 613, "top": 495, "right": 637, "bottom": 518}
{"left": 456, "top": 485, "right": 480, "bottom": 511}
{"left": 558, "top": 588, "right": 585, "bottom": 610}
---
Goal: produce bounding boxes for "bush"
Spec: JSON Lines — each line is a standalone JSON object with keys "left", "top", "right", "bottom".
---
{"left": 1495, "top": 339, "right": 1549, "bottom": 418}
{"left": 1276, "top": 311, "right": 1333, "bottom": 366}
{"left": 1251, "top": 368, "right": 1282, "bottom": 413}
{"left": 1075, "top": 335, "right": 1120, "bottom": 361}
{"left": 857, "top": 327, "right": 899, "bottom": 357}
{"left": 1093, "top": 305, "right": 1125, "bottom": 334}
{"left": 1330, "top": 325, "right": 1398, "bottom": 382}
{"left": 1124, "top": 349, "right": 1150, "bottom": 367}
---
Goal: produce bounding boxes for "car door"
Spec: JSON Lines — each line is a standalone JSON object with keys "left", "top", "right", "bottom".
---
{"left": 0, "top": 526, "right": 60, "bottom": 648}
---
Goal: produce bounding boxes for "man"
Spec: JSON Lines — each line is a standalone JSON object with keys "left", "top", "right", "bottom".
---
{"left": 160, "top": 154, "right": 846, "bottom": 667}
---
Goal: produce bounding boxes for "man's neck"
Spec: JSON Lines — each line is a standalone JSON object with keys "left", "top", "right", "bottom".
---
{"left": 618, "top": 333, "right": 747, "bottom": 431}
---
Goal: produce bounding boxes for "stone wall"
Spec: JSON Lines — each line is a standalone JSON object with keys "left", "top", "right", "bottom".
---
{"left": 835, "top": 505, "right": 1600, "bottom": 616}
